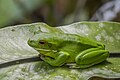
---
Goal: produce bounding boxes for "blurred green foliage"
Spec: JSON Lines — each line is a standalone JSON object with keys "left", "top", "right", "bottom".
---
{"left": 0, "top": 0, "right": 120, "bottom": 28}
{"left": 0, "top": 0, "right": 45, "bottom": 28}
{"left": 0, "top": 0, "right": 22, "bottom": 27}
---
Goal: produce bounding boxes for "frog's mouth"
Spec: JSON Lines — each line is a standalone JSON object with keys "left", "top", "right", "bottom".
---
{"left": 34, "top": 48, "right": 57, "bottom": 53}
{"left": 34, "top": 47, "right": 57, "bottom": 58}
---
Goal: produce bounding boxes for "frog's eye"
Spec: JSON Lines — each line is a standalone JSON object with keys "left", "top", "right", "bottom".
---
{"left": 39, "top": 40, "right": 47, "bottom": 44}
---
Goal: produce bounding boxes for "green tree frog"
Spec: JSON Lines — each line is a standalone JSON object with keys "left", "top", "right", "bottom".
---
{"left": 28, "top": 32, "right": 109, "bottom": 68}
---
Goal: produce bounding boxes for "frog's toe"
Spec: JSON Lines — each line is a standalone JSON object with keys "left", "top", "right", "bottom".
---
{"left": 39, "top": 54, "right": 45, "bottom": 60}
{"left": 39, "top": 54, "right": 52, "bottom": 61}
{"left": 44, "top": 56, "right": 53, "bottom": 61}
{"left": 66, "top": 63, "right": 81, "bottom": 68}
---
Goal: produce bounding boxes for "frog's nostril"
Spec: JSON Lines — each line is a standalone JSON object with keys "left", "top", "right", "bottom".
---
{"left": 28, "top": 40, "right": 35, "bottom": 46}
{"left": 30, "top": 41, "right": 34, "bottom": 43}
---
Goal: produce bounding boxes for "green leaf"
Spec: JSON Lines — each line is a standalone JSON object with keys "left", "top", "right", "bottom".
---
{"left": 0, "top": 22, "right": 120, "bottom": 80}
{"left": 0, "top": 0, "right": 23, "bottom": 27}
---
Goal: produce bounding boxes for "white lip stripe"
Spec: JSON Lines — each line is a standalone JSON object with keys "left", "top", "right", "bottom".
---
{"left": 34, "top": 48, "right": 57, "bottom": 52}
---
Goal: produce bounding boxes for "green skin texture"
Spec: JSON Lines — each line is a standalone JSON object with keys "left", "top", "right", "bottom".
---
{"left": 28, "top": 32, "right": 109, "bottom": 68}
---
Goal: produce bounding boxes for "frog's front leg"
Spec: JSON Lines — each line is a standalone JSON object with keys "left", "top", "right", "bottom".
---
{"left": 75, "top": 48, "right": 109, "bottom": 68}
{"left": 41, "top": 51, "right": 70, "bottom": 66}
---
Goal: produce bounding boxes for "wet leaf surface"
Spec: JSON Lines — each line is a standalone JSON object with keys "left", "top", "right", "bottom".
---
{"left": 0, "top": 22, "right": 120, "bottom": 80}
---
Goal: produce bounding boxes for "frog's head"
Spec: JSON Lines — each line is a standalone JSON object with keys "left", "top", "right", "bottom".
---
{"left": 28, "top": 33, "right": 60, "bottom": 55}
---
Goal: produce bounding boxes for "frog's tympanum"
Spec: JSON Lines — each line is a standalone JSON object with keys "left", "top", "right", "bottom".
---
{"left": 28, "top": 32, "right": 109, "bottom": 68}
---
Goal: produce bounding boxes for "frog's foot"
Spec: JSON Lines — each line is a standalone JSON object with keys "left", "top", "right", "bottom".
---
{"left": 41, "top": 51, "right": 70, "bottom": 66}
{"left": 75, "top": 48, "right": 109, "bottom": 68}
{"left": 66, "top": 63, "right": 92, "bottom": 69}
{"left": 39, "top": 54, "right": 46, "bottom": 60}
{"left": 66, "top": 63, "right": 81, "bottom": 68}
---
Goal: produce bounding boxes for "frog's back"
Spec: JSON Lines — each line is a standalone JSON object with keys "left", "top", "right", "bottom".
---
{"left": 45, "top": 33, "right": 101, "bottom": 48}
{"left": 32, "top": 32, "right": 102, "bottom": 48}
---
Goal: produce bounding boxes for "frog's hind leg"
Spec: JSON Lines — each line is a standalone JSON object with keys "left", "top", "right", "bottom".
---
{"left": 41, "top": 51, "right": 70, "bottom": 66}
{"left": 75, "top": 48, "right": 109, "bottom": 68}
